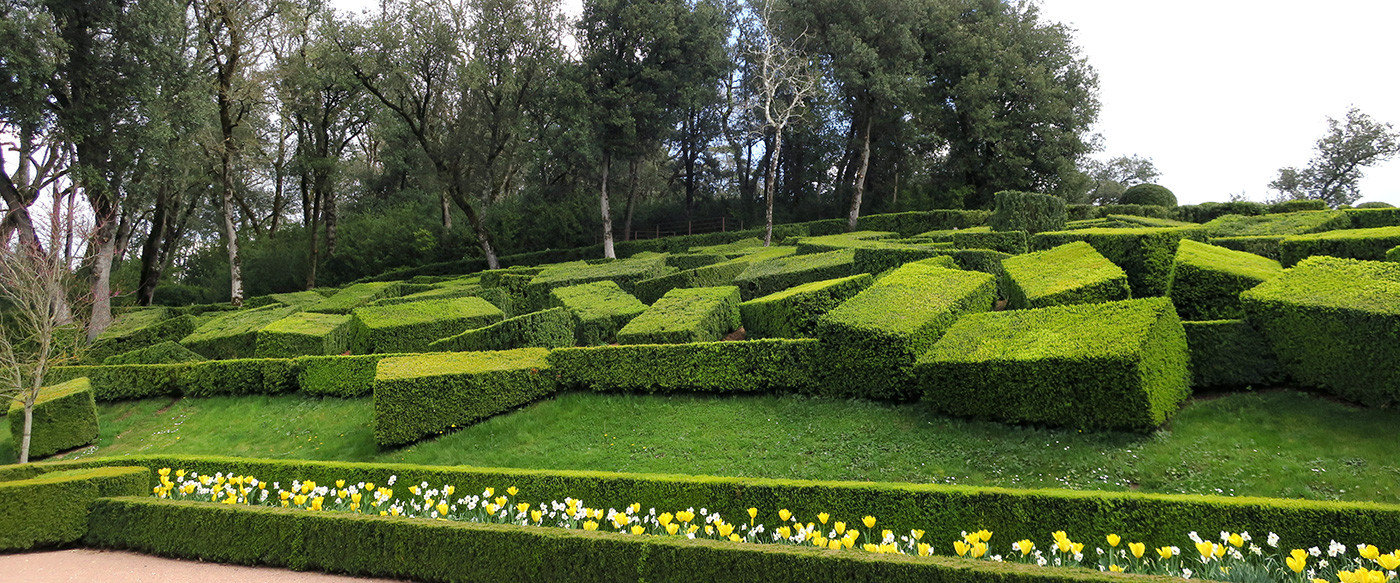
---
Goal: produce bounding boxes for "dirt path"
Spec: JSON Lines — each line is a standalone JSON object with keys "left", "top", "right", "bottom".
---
{"left": 0, "top": 548, "right": 413, "bottom": 582}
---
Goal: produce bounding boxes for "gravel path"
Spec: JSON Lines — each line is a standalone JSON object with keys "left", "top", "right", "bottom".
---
{"left": 0, "top": 548, "right": 413, "bottom": 582}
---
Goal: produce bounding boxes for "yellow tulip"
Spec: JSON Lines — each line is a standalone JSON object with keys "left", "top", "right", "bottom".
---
{"left": 310, "top": 497, "right": 323, "bottom": 511}
{"left": 883, "top": 530, "right": 893, "bottom": 541}
{"left": 1129, "top": 542, "right": 1145, "bottom": 559}
{"left": 1376, "top": 553, "right": 1400, "bottom": 571}
{"left": 351, "top": 492, "right": 362, "bottom": 504}
{"left": 971, "top": 542, "right": 988, "bottom": 559}
{"left": 917, "top": 542, "right": 931, "bottom": 556}
{"left": 813, "top": 536, "right": 827, "bottom": 547}
{"left": 507, "top": 486, "right": 518, "bottom": 496}
{"left": 658, "top": 512, "right": 672, "bottom": 526}
{"left": 862, "top": 516, "right": 876, "bottom": 529}
{"left": 777, "top": 526, "right": 791, "bottom": 539}
{"left": 677, "top": 510, "right": 695, "bottom": 523}
{"left": 912, "top": 529, "right": 925, "bottom": 541}
{"left": 828, "top": 539, "right": 842, "bottom": 550}
{"left": 484, "top": 503, "right": 498, "bottom": 514}
{"left": 176, "top": 469, "right": 186, "bottom": 478}
{"left": 729, "top": 534, "right": 741, "bottom": 543}
{"left": 665, "top": 523, "right": 679, "bottom": 536}
{"left": 747, "top": 508, "right": 757, "bottom": 521}
{"left": 718, "top": 523, "right": 734, "bottom": 538}
{"left": 631, "top": 525, "right": 646, "bottom": 535}
{"left": 629, "top": 503, "right": 640, "bottom": 514}
{"left": 779, "top": 509, "right": 792, "bottom": 522}
{"left": 335, "top": 480, "right": 345, "bottom": 489}
{"left": 436, "top": 502, "right": 449, "bottom": 515}
{"left": 863, "top": 543, "right": 879, "bottom": 553}
{"left": 842, "top": 536, "right": 854, "bottom": 550}
{"left": 834, "top": 521, "right": 846, "bottom": 535}
{"left": 443, "top": 485, "right": 454, "bottom": 496}
{"left": 1157, "top": 546, "right": 1174, "bottom": 559}
{"left": 494, "top": 496, "right": 508, "bottom": 507}
{"left": 390, "top": 507, "right": 401, "bottom": 516}
{"left": 583, "top": 520, "right": 598, "bottom": 531}
{"left": 975, "top": 530, "right": 992, "bottom": 543}
{"left": 379, "top": 510, "right": 386, "bottom": 516}
{"left": 1072, "top": 542, "right": 1085, "bottom": 555}
{"left": 517, "top": 502, "right": 530, "bottom": 514}
{"left": 818, "top": 513, "right": 830, "bottom": 524}
{"left": 1109, "top": 564, "right": 1124, "bottom": 573}
{"left": 1196, "top": 541, "right": 1216, "bottom": 560}
{"left": 1017, "top": 540, "right": 1035, "bottom": 556}
{"left": 483, "top": 487, "right": 493, "bottom": 497}
{"left": 955, "top": 540, "right": 971, "bottom": 556}
{"left": 1106, "top": 534, "right": 1121, "bottom": 547}
{"left": 294, "top": 494, "right": 307, "bottom": 506}
{"left": 1214, "top": 543, "right": 1226, "bottom": 558}
{"left": 1361, "top": 545, "right": 1381, "bottom": 560}
{"left": 1287, "top": 554, "right": 1307, "bottom": 574}
{"left": 688, "top": 525, "right": 698, "bottom": 534}
{"left": 365, "top": 482, "right": 375, "bottom": 492}
{"left": 1314, "top": 579, "right": 1331, "bottom": 583}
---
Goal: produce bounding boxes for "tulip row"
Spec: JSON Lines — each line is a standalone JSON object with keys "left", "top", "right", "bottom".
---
{"left": 151, "top": 468, "right": 1400, "bottom": 583}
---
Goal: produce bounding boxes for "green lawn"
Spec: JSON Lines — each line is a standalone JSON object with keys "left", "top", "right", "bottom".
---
{"left": 3, "top": 389, "right": 1397, "bottom": 503}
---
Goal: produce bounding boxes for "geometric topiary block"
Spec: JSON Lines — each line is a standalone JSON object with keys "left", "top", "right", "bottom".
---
{"left": 427, "top": 307, "right": 576, "bottom": 352}
{"left": 739, "top": 274, "right": 872, "bottom": 339}
{"left": 616, "top": 286, "right": 741, "bottom": 345}
{"left": 89, "top": 310, "right": 201, "bottom": 361}
{"left": 179, "top": 304, "right": 301, "bottom": 360}
{"left": 916, "top": 297, "right": 1190, "bottom": 432}
{"left": 0, "top": 466, "right": 148, "bottom": 551}
{"left": 733, "top": 250, "right": 855, "bottom": 300}
{"left": 372, "top": 348, "right": 556, "bottom": 446}
{"left": 254, "top": 312, "right": 354, "bottom": 358}
{"left": 1169, "top": 240, "right": 1283, "bottom": 321}
{"left": 349, "top": 296, "right": 505, "bottom": 354}
{"left": 1278, "top": 226, "right": 1400, "bottom": 267}
{"left": 1001, "top": 241, "right": 1129, "bottom": 310}
{"left": 1389, "top": 245, "right": 1400, "bottom": 263}
{"left": 632, "top": 260, "right": 752, "bottom": 305}
{"left": 1182, "top": 319, "right": 1286, "bottom": 389}
{"left": 1206, "top": 235, "right": 1287, "bottom": 261}
{"left": 989, "top": 190, "right": 1067, "bottom": 235}
{"left": 1241, "top": 256, "right": 1400, "bottom": 405}
{"left": 547, "top": 281, "right": 647, "bottom": 346}
{"left": 306, "top": 282, "right": 404, "bottom": 315}
{"left": 102, "top": 341, "right": 206, "bottom": 365}
{"left": 523, "top": 255, "right": 673, "bottom": 309}
{"left": 1201, "top": 210, "right": 1351, "bottom": 238}
{"left": 1032, "top": 226, "right": 1201, "bottom": 297}
{"left": 8, "top": 377, "right": 100, "bottom": 460}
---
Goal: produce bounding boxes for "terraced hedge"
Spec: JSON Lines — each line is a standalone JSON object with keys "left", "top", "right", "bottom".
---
{"left": 180, "top": 304, "right": 300, "bottom": 360}
{"left": 848, "top": 243, "right": 953, "bottom": 276}
{"left": 523, "top": 255, "right": 674, "bottom": 309}
{"left": 307, "top": 282, "right": 403, "bottom": 314}
{"left": 102, "top": 341, "right": 205, "bottom": 365}
{"left": 254, "top": 312, "right": 354, "bottom": 358}
{"left": 1169, "top": 240, "right": 1283, "bottom": 320}
{"left": 616, "top": 287, "right": 741, "bottom": 345}
{"left": 733, "top": 250, "right": 855, "bottom": 300}
{"left": 1201, "top": 211, "right": 1350, "bottom": 238}
{"left": 1032, "top": 227, "right": 1201, "bottom": 297}
{"left": 550, "top": 339, "right": 821, "bottom": 394}
{"left": 792, "top": 231, "right": 899, "bottom": 254}
{"left": 0, "top": 466, "right": 147, "bottom": 550}
{"left": 1000, "top": 241, "right": 1129, "bottom": 310}
{"left": 633, "top": 259, "right": 755, "bottom": 305}
{"left": 1206, "top": 236, "right": 1286, "bottom": 260}
{"left": 740, "top": 274, "right": 872, "bottom": 339}
{"left": 8, "top": 377, "right": 100, "bottom": 460}
{"left": 1181, "top": 320, "right": 1285, "bottom": 389}
{"left": 373, "top": 349, "right": 557, "bottom": 447}
{"left": 428, "top": 308, "right": 575, "bottom": 352}
{"left": 349, "top": 296, "right": 505, "bottom": 353}
{"left": 90, "top": 312, "right": 202, "bottom": 362}
{"left": 1278, "top": 225, "right": 1400, "bottom": 266}
{"left": 548, "top": 281, "right": 648, "bottom": 346}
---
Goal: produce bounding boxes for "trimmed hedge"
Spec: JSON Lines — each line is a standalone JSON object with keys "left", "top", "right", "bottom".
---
{"left": 1001, "top": 241, "right": 1129, "bottom": 310}
{"left": 348, "top": 296, "right": 505, "bottom": 353}
{"left": 792, "top": 231, "right": 900, "bottom": 254}
{"left": 916, "top": 297, "right": 1190, "bottom": 432}
{"left": 1278, "top": 225, "right": 1400, "bottom": 267}
{"left": 1173, "top": 201, "right": 1269, "bottom": 224}
{"left": 1118, "top": 183, "right": 1176, "bottom": 207}
{"left": 666, "top": 253, "right": 728, "bottom": 270}
{"left": 176, "top": 358, "right": 299, "bottom": 397}
{"left": 1270, "top": 199, "right": 1328, "bottom": 213}
{"left": 51, "top": 354, "right": 419, "bottom": 401}
{"left": 0, "top": 466, "right": 147, "bottom": 550}
{"left": 1201, "top": 210, "right": 1350, "bottom": 238}
{"left": 633, "top": 259, "right": 754, "bottom": 305}
{"left": 855, "top": 209, "right": 992, "bottom": 236}
{"left": 102, "top": 341, "right": 205, "bottom": 365}
{"left": 8, "top": 377, "right": 99, "bottom": 460}
{"left": 307, "top": 282, "right": 403, "bottom": 314}
{"left": 816, "top": 263, "right": 996, "bottom": 400}
{"left": 551, "top": 338, "right": 821, "bottom": 394}
{"left": 848, "top": 243, "right": 952, "bottom": 277}
{"left": 524, "top": 255, "right": 674, "bottom": 309}
{"left": 428, "top": 308, "right": 575, "bottom": 352}
{"left": 989, "top": 190, "right": 1066, "bottom": 234}
{"left": 616, "top": 287, "right": 741, "bottom": 345}
{"left": 548, "top": 281, "right": 648, "bottom": 346}
{"left": 368, "top": 282, "right": 488, "bottom": 307}
{"left": 90, "top": 313, "right": 201, "bottom": 362}
{"left": 733, "top": 250, "right": 855, "bottom": 300}
{"left": 1182, "top": 320, "right": 1285, "bottom": 389}
{"left": 1169, "top": 240, "right": 1283, "bottom": 320}
{"left": 913, "top": 227, "right": 1027, "bottom": 254}
{"left": 254, "top": 312, "right": 353, "bottom": 358}
{"left": 296, "top": 354, "right": 413, "bottom": 398}
{"left": 373, "top": 349, "right": 556, "bottom": 447}
{"left": 45, "top": 364, "right": 185, "bottom": 401}
{"left": 1346, "top": 207, "right": 1400, "bottom": 229}
{"left": 1206, "top": 235, "right": 1286, "bottom": 260}
{"left": 244, "top": 290, "right": 326, "bottom": 310}
{"left": 1032, "top": 227, "right": 1200, "bottom": 297}
{"left": 1105, "top": 214, "right": 1196, "bottom": 228}
{"left": 739, "top": 274, "right": 872, "bottom": 339}
{"left": 1241, "top": 256, "right": 1400, "bottom": 405}
{"left": 1389, "top": 245, "right": 1400, "bottom": 262}
{"left": 179, "top": 304, "right": 301, "bottom": 360}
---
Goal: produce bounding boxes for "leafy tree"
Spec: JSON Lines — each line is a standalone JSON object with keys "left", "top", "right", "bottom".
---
{"left": 1080, "top": 154, "right": 1160, "bottom": 205}
{"left": 1269, "top": 107, "right": 1400, "bottom": 208}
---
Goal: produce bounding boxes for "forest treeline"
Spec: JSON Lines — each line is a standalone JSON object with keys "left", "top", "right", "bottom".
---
{"left": 0, "top": 0, "right": 1102, "bottom": 331}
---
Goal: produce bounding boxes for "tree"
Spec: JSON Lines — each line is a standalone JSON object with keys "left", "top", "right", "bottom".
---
{"left": 1269, "top": 107, "right": 1400, "bottom": 208}
{"left": 1080, "top": 154, "right": 1160, "bottom": 205}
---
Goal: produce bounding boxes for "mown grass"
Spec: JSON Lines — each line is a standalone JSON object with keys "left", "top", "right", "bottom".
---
{"left": 2, "top": 389, "right": 1397, "bottom": 503}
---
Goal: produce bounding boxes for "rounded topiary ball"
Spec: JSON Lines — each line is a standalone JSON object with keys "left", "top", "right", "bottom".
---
{"left": 1119, "top": 183, "right": 1177, "bottom": 207}
{"left": 1356, "top": 201, "right": 1395, "bottom": 209}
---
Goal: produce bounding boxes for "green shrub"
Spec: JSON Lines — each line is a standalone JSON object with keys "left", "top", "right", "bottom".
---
{"left": 1345, "top": 207, "right": 1400, "bottom": 228}
{"left": 478, "top": 266, "right": 544, "bottom": 288}
{"left": 1269, "top": 199, "right": 1327, "bottom": 213}
{"left": 1355, "top": 201, "right": 1396, "bottom": 209}
{"left": 1105, "top": 214, "right": 1196, "bottom": 228}
{"left": 916, "top": 297, "right": 1190, "bottom": 432}
{"left": 989, "top": 191, "right": 1067, "bottom": 234}
{"left": 1182, "top": 320, "right": 1286, "bottom": 389}
{"left": 633, "top": 260, "right": 753, "bottom": 305}
{"left": 1032, "top": 227, "right": 1200, "bottom": 297}
{"left": 855, "top": 209, "right": 992, "bottom": 235}
{"left": 102, "top": 341, "right": 205, "bottom": 366}
{"left": 429, "top": 308, "right": 575, "bottom": 352}
{"left": 1173, "top": 201, "right": 1268, "bottom": 223}
{"left": 689, "top": 238, "right": 764, "bottom": 256}
{"left": 1118, "top": 184, "right": 1177, "bottom": 207}
{"left": 373, "top": 348, "right": 557, "bottom": 447}
{"left": 953, "top": 228, "right": 1028, "bottom": 254}
{"left": 733, "top": 250, "right": 855, "bottom": 300}
{"left": 1240, "top": 256, "right": 1400, "bottom": 405}
{"left": 1096, "top": 204, "right": 1171, "bottom": 219}
{"left": 1278, "top": 226, "right": 1400, "bottom": 266}
{"left": 1202, "top": 211, "right": 1350, "bottom": 238}
{"left": 1206, "top": 236, "right": 1286, "bottom": 260}
{"left": 548, "top": 281, "right": 648, "bottom": 346}
{"left": 1000, "top": 241, "right": 1129, "bottom": 310}
{"left": 45, "top": 364, "right": 186, "bottom": 401}
{"left": 244, "top": 291, "right": 327, "bottom": 310}
{"left": 616, "top": 287, "right": 741, "bottom": 345}
{"left": 0, "top": 466, "right": 147, "bottom": 550}
{"left": 348, "top": 297, "right": 505, "bottom": 353}
{"left": 254, "top": 312, "right": 353, "bottom": 358}
{"left": 307, "top": 282, "right": 404, "bottom": 314}
{"left": 1169, "top": 240, "right": 1283, "bottom": 320}
{"left": 8, "top": 377, "right": 99, "bottom": 460}
{"left": 295, "top": 354, "right": 408, "bottom": 398}
{"left": 739, "top": 274, "right": 872, "bottom": 339}
{"left": 550, "top": 338, "right": 822, "bottom": 394}
{"left": 792, "top": 231, "right": 900, "bottom": 254}
{"left": 665, "top": 253, "right": 728, "bottom": 270}
{"left": 849, "top": 243, "right": 951, "bottom": 277}
{"left": 1389, "top": 245, "right": 1400, "bottom": 263}
{"left": 368, "top": 282, "right": 487, "bottom": 307}
{"left": 816, "top": 263, "right": 996, "bottom": 400}
{"left": 97, "top": 308, "right": 172, "bottom": 339}
{"left": 523, "top": 255, "right": 674, "bottom": 309}
{"left": 90, "top": 312, "right": 201, "bottom": 362}
{"left": 177, "top": 359, "right": 299, "bottom": 397}
{"left": 179, "top": 304, "right": 301, "bottom": 360}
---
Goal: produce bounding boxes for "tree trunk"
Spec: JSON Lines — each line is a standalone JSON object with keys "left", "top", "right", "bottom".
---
{"left": 683, "top": 109, "right": 697, "bottom": 223}
{"left": 847, "top": 116, "right": 873, "bottom": 232}
{"left": 221, "top": 158, "right": 244, "bottom": 307}
{"left": 305, "top": 173, "right": 320, "bottom": 290}
{"left": 325, "top": 195, "right": 338, "bottom": 256}
{"left": 599, "top": 151, "right": 615, "bottom": 259}
{"left": 0, "top": 165, "right": 43, "bottom": 253}
{"left": 86, "top": 216, "right": 118, "bottom": 342}
{"left": 623, "top": 158, "right": 640, "bottom": 242}
{"left": 136, "top": 189, "right": 171, "bottom": 306}
{"left": 764, "top": 128, "right": 784, "bottom": 247}
{"left": 18, "top": 406, "right": 32, "bottom": 464}
{"left": 440, "top": 193, "right": 452, "bottom": 230}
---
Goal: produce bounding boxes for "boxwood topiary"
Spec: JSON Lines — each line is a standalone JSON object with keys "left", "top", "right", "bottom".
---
{"left": 739, "top": 274, "right": 873, "bottom": 339}
{"left": 1169, "top": 240, "right": 1283, "bottom": 320}
{"left": 1000, "top": 241, "right": 1129, "bottom": 310}
{"left": 1032, "top": 227, "right": 1201, "bottom": 298}
{"left": 348, "top": 296, "right": 505, "bottom": 353}
{"left": 102, "top": 341, "right": 206, "bottom": 365}
{"left": 1118, "top": 183, "right": 1177, "bottom": 207}
{"left": 547, "top": 281, "right": 648, "bottom": 346}
{"left": 1278, "top": 225, "right": 1400, "bottom": 267}
{"left": 1181, "top": 319, "right": 1286, "bottom": 389}
{"left": 732, "top": 250, "right": 855, "bottom": 300}
{"left": 0, "top": 466, "right": 147, "bottom": 550}
{"left": 989, "top": 191, "right": 1067, "bottom": 234}
{"left": 550, "top": 338, "right": 822, "bottom": 394}
{"left": 428, "top": 307, "right": 576, "bottom": 352}
{"left": 616, "top": 287, "right": 741, "bottom": 345}
{"left": 7, "top": 377, "right": 100, "bottom": 460}
{"left": 179, "top": 304, "right": 301, "bottom": 360}
{"left": 254, "top": 312, "right": 354, "bottom": 358}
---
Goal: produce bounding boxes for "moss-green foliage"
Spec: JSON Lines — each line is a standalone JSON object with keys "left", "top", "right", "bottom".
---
{"left": 548, "top": 281, "right": 648, "bottom": 346}
{"left": 1172, "top": 201, "right": 1269, "bottom": 224}
{"left": 848, "top": 243, "right": 950, "bottom": 276}
{"left": 49, "top": 354, "right": 410, "bottom": 400}
{"left": 740, "top": 274, "right": 872, "bottom": 339}
{"left": 348, "top": 297, "right": 505, "bottom": 353}
{"left": 45, "top": 364, "right": 186, "bottom": 401}
{"left": 1207, "top": 236, "right": 1286, "bottom": 261}
{"left": 90, "top": 312, "right": 201, "bottom": 362}
{"left": 0, "top": 466, "right": 146, "bottom": 550}
{"left": 816, "top": 264, "right": 996, "bottom": 400}
{"left": 177, "top": 359, "right": 299, "bottom": 397}
{"left": 912, "top": 227, "right": 1027, "bottom": 254}
{"left": 179, "top": 305, "right": 301, "bottom": 360}
{"left": 102, "top": 341, "right": 206, "bottom": 365}
{"left": 368, "top": 282, "right": 486, "bottom": 307}
{"left": 689, "top": 237, "right": 764, "bottom": 256}
{"left": 917, "top": 298, "right": 1190, "bottom": 432}
{"left": 307, "top": 282, "right": 403, "bottom": 315}
{"left": 244, "top": 291, "right": 327, "bottom": 310}
{"left": 254, "top": 312, "right": 353, "bottom": 358}
{"left": 1105, "top": 214, "right": 1196, "bottom": 228}
{"left": 1346, "top": 207, "right": 1400, "bottom": 229}
{"left": 429, "top": 308, "right": 575, "bottom": 352}
{"left": 1001, "top": 242, "right": 1129, "bottom": 310}
{"left": 633, "top": 259, "right": 753, "bottom": 305}
{"left": 733, "top": 250, "right": 855, "bottom": 300}
{"left": 8, "top": 378, "right": 99, "bottom": 460}
{"left": 1270, "top": 199, "right": 1328, "bottom": 213}
{"left": 373, "top": 349, "right": 556, "bottom": 446}
{"left": 296, "top": 354, "right": 408, "bottom": 398}
{"left": 98, "top": 308, "right": 172, "bottom": 339}
{"left": 478, "top": 266, "right": 544, "bottom": 288}
{"left": 792, "top": 231, "right": 899, "bottom": 254}
{"left": 616, "top": 287, "right": 741, "bottom": 345}
{"left": 1169, "top": 240, "right": 1283, "bottom": 320}
{"left": 1202, "top": 210, "right": 1350, "bottom": 238}
{"left": 523, "top": 255, "right": 674, "bottom": 309}
{"left": 1182, "top": 320, "right": 1286, "bottom": 389}
{"left": 550, "top": 339, "right": 822, "bottom": 394}
{"left": 1118, "top": 183, "right": 1177, "bottom": 207}
{"left": 855, "top": 209, "right": 992, "bottom": 236}
{"left": 1032, "top": 227, "right": 1199, "bottom": 297}
{"left": 1278, "top": 225, "right": 1400, "bottom": 267}
{"left": 990, "top": 190, "right": 1067, "bottom": 234}
{"left": 1389, "top": 245, "right": 1400, "bottom": 263}
{"left": 665, "top": 253, "right": 728, "bottom": 270}
{"left": 1241, "top": 256, "right": 1400, "bottom": 405}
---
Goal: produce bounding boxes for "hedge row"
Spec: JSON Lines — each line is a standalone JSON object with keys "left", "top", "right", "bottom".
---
{"left": 792, "top": 231, "right": 900, "bottom": 254}
{"left": 1278, "top": 225, "right": 1400, "bottom": 266}
{"left": 523, "top": 255, "right": 674, "bottom": 309}
{"left": 1169, "top": 240, "right": 1282, "bottom": 321}
{"left": 179, "top": 304, "right": 301, "bottom": 360}
{"left": 254, "top": 312, "right": 353, "bottom": 358}
{"left": 848, "top": 243, "right": 954, "bottom": 277}
{"left": 1033, "top": 227, "right": 1201, "bottom": 297}
{"left": 307, "top": 282, "right": 403, "bottom": 314}
{"left": 102, "top": 341, "right": 205, "bottom": 365}
{"left": 912, "top": 228, "right": 1027, "bottom": 254}
{"left": 990, "top": 191, "right": 1066, "bottom": 234}
{"left": 739, "top": 274, "right": 872, "bottom": 339}
{"left": 48, "top": 353, "right": 412, "bottom": 400}
{"left": 550, "top": 339, "right": 822, "bottom": 394}
{"left": 666, "top": 252, "right": 729, "bottom": 270}
{"left": 1389, "top": 245, "right": 1400, "bottom": 263}
{"left": 348, "top": 296, "right": 505, "bottom": 353}
{"left": 428, "top": 307, "right": 575, "bottom": 352}
{"left": 1241, "top": 256, "right": 1400, "bottom": 405}
{"left": 1345, "top": 207, "right": 1400, "bottom": 229}
{"left": 244, "top": 290, "right": 327, "bottom": 310}
{"left": 1206, "top": 235, "right": 1285, "bottom": 260}
{"left": 1000, "top": 241, "right": 1129, "bottom": 310}
{"left": 855, "top": 209, "right": 991, "bottom": 236}
{"left": 8, "top": 377, "right": 100, "bottom": 460}
{"left": 1181, "top": 320, "right": 1286, "bottom": 389}
{"left": 633, "top": 259, "right": 753, "bottom": 304}
{"left": 372, "top": 349, "right": 557, "bottom": 447}
{"left": 917, "top": 297, "right": 1191, "bottom": 432}
{"left": 733, "top": 250, "right": 855, "bottom": 300}
{"left": 0, "top": 466, "right": 147, "bottom": 551}
{"left": 1201, "top": 210, "right": 1350, "bottom": 239}
{"left": 616, "top": 287, "right": 741, "bottom": 345}
{"left": 88, "top": 313, "right": 203, "bottom": 362}
{"left": 1066, "top": 204, "right": 1172, "bottom": 221}
{"left": 548, "top": 281, "right": 648, "bottom": 346}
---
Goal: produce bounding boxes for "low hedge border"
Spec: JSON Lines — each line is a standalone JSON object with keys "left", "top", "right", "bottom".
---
{"left": 102, "top": 341, "right": 205, "bottom": 366}
{"left": 739, "top": 274, "right": 873, "bottom": 339}
{"left": 254, "top": 312, "right": 354, "bottom": 358}
{"left": 428, "top": 307, "right": 576, "bottom": 352}
{"left": 1201, "top": 211, "right": 1350, "bottom": 239}
{"left": 179, "top": 304, "right": 301, "bottom": 360}
{"left": 733, "top": 250, "right": 855, "bottom": 300}
{"left": 1000, "top": 241, "right": 1129, "bottom": 310}
{"left": 550, "top": 339, "right": 822, "bottom": 394}
{"left": 1344, "top": 207, "right": 1400, "bottom": 229}
{"left": 633, "top": 259, "right": 753, "bottom": 305}
{"left": 306, "top": 282, "right": 403, "bottom": 315}
{"left": 348, "top": 296, "right": 506, "bottom": 353}
{"left": 616, "top": 287, "right": 741, "bottom": 345}
{"left": 1181, "top": 320, "right": 1286, "bottom": 389}
{"left": 48, "top": 353, "right": 414, "bottom": 401}
{"left": 8, "top": 377, "right": 100, "bottom": 460}
{"left": 0, "top": 466, "right": 147, "bottom": 551}
{"left": 1206, "top": 236, "right": 1286, "bottom": 261}
{"left": 1278, "top": 225, "right": 1400, "bottom": 267}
